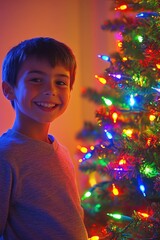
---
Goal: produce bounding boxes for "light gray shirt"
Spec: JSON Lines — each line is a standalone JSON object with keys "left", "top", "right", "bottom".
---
{"left": 0, "top": 129, "right": 88, "bottom": 240}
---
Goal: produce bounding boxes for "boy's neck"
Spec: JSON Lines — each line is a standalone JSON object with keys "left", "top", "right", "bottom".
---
{"left": 12, "top": 121, "right": 51, "bottom": 143}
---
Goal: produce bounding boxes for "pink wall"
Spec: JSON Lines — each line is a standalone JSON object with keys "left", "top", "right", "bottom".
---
{"left": 0, "top": 0, "right": 115, "bottom": 193}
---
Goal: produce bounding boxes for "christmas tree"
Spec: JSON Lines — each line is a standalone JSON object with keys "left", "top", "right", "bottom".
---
{"left": 76, "top": 1, "right": 160, "bottom": 239}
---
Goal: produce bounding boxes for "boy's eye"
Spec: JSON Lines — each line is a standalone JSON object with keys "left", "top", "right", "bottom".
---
{"left": 56, "top": 80, "right": 68, "bottom": 86}
{"left": 30, "top": 78, "right": 42, "bottom": 83}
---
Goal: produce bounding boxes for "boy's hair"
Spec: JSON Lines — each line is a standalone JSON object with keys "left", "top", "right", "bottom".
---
{"left": 2, "top": 37, "right": 77, "bottom": 107}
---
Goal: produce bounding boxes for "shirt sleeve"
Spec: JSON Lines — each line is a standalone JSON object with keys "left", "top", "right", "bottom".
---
{"left": 0, "top": 158, "right": 12, "bottom": 235}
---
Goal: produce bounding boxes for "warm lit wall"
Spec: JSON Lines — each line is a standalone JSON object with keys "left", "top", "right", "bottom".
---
{"left": 0, "top": 0, "right": 83, "bottom": 150}
{"left": 0, "top": 0, "right": 115, "bottom": 193}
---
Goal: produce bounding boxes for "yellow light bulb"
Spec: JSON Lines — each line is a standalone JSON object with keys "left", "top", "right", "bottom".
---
{"left": 95, "top": 75, "right": 106, "bottom": 84}
{"left": 100, "top": 144, "right": 105, "bottom": 149}
{"left": 80, "top": 147, "right": 88, "bottom": 153}
{"left": 138, "top": 212, "right": 149, "bottom": 218}
{"left": 123, "top": 129, "right": 133, "bottom": 137}
{"left": 89, "top": 236, "right": 99, "bottom": 240}
{"left": 89, "top": 172, "right": 97, "bottom": 187}
{"left": 149, "top": 114, "right": 156, "bottom": 122}
{"left": 119, "top": 158, "right": 126, "bottom": 165}
{"left": 122, "top": 57, "right": 128, "bottom": 61}
{"left": 90, "top": 146, "right": 95, "bottom": 150}
{"left": 112, "top": 184, "right": 119, "bottom": 196}
{"left": 77, "top": 145, "right": 88, "bottom": 153}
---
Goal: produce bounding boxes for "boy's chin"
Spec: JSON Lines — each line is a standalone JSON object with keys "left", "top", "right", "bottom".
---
{"left": 36, "top": 116, "right": 61, "bottom": 124}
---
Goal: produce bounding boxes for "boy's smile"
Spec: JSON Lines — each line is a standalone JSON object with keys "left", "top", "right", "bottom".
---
{"left": 11, "top": 57, "right": 71, "bottom": 130}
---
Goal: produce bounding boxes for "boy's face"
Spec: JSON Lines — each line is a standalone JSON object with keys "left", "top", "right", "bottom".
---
{"left": 9, "top": 57, "right": 71, "bottom": 125}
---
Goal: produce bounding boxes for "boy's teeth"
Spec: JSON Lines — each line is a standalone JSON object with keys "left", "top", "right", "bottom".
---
{"left": 37, "top": 102, "right": 56, "bottom": 108}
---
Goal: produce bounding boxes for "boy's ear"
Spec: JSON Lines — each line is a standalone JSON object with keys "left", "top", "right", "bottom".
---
{"left": 2, "top": 81, "right": 15, "bottom": 100}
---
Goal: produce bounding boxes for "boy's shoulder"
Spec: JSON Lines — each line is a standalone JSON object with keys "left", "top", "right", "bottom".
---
{"left": 0, "top": 129, "right": 58, "bottom": 158}
{"left": 0, "top": 129, "right": 21, "bottom": 155}
{"left": 0, "top": 129, "right": 35, "bottom": 159}
{"left": 0, "top": 129, "right": 14, "bottom": 146}
{"left": 0, "top": 129, "right": 22, "bottom": 145}
{"left": 0, "top": 129, "right": 53, "bottom": 165}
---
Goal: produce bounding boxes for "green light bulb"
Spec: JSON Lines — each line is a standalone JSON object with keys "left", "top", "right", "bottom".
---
{"left": 102, "top": 96, "right": 112, "bottom": 106}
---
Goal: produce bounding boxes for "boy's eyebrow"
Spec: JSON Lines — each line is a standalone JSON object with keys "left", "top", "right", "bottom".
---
{"left": 28, "top": 70, "right": 46, "bottom": 75}
{"left": 27, "top": 70, "right": 69, "bottom": 78}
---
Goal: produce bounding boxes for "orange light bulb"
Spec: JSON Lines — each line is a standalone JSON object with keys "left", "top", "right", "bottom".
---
{"left": 115, "top": 4, "right": 127, "bottom": 11}
{"left": 146, "top": 138, "right": 152, "bottom": 146}
{"left": 156, "top": 63, "right": 160, "bottom": 69}
{"left": 117, "top": 41, "right": 122, "bottom": 48}
{"left": 112, "top": 112, "right": 118, "bottom": 123}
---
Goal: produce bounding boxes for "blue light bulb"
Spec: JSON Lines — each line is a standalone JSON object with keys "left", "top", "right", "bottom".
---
{"left": 98, "top": 54, "right": 110, "bottom": 62}
{"left": 129, "top": 95, "right": 135, "bottom": 106}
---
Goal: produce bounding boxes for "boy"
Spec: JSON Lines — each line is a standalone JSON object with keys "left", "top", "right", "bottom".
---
{"left": 0, "top": 37, "right": 88, "bottom": 240}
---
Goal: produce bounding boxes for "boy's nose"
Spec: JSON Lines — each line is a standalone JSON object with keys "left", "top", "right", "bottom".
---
{"left": 43, "top": 83, "right": 57, "bottom": 96}
{"left": 43, "top": 90, "right": 56, "bottom": 96}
